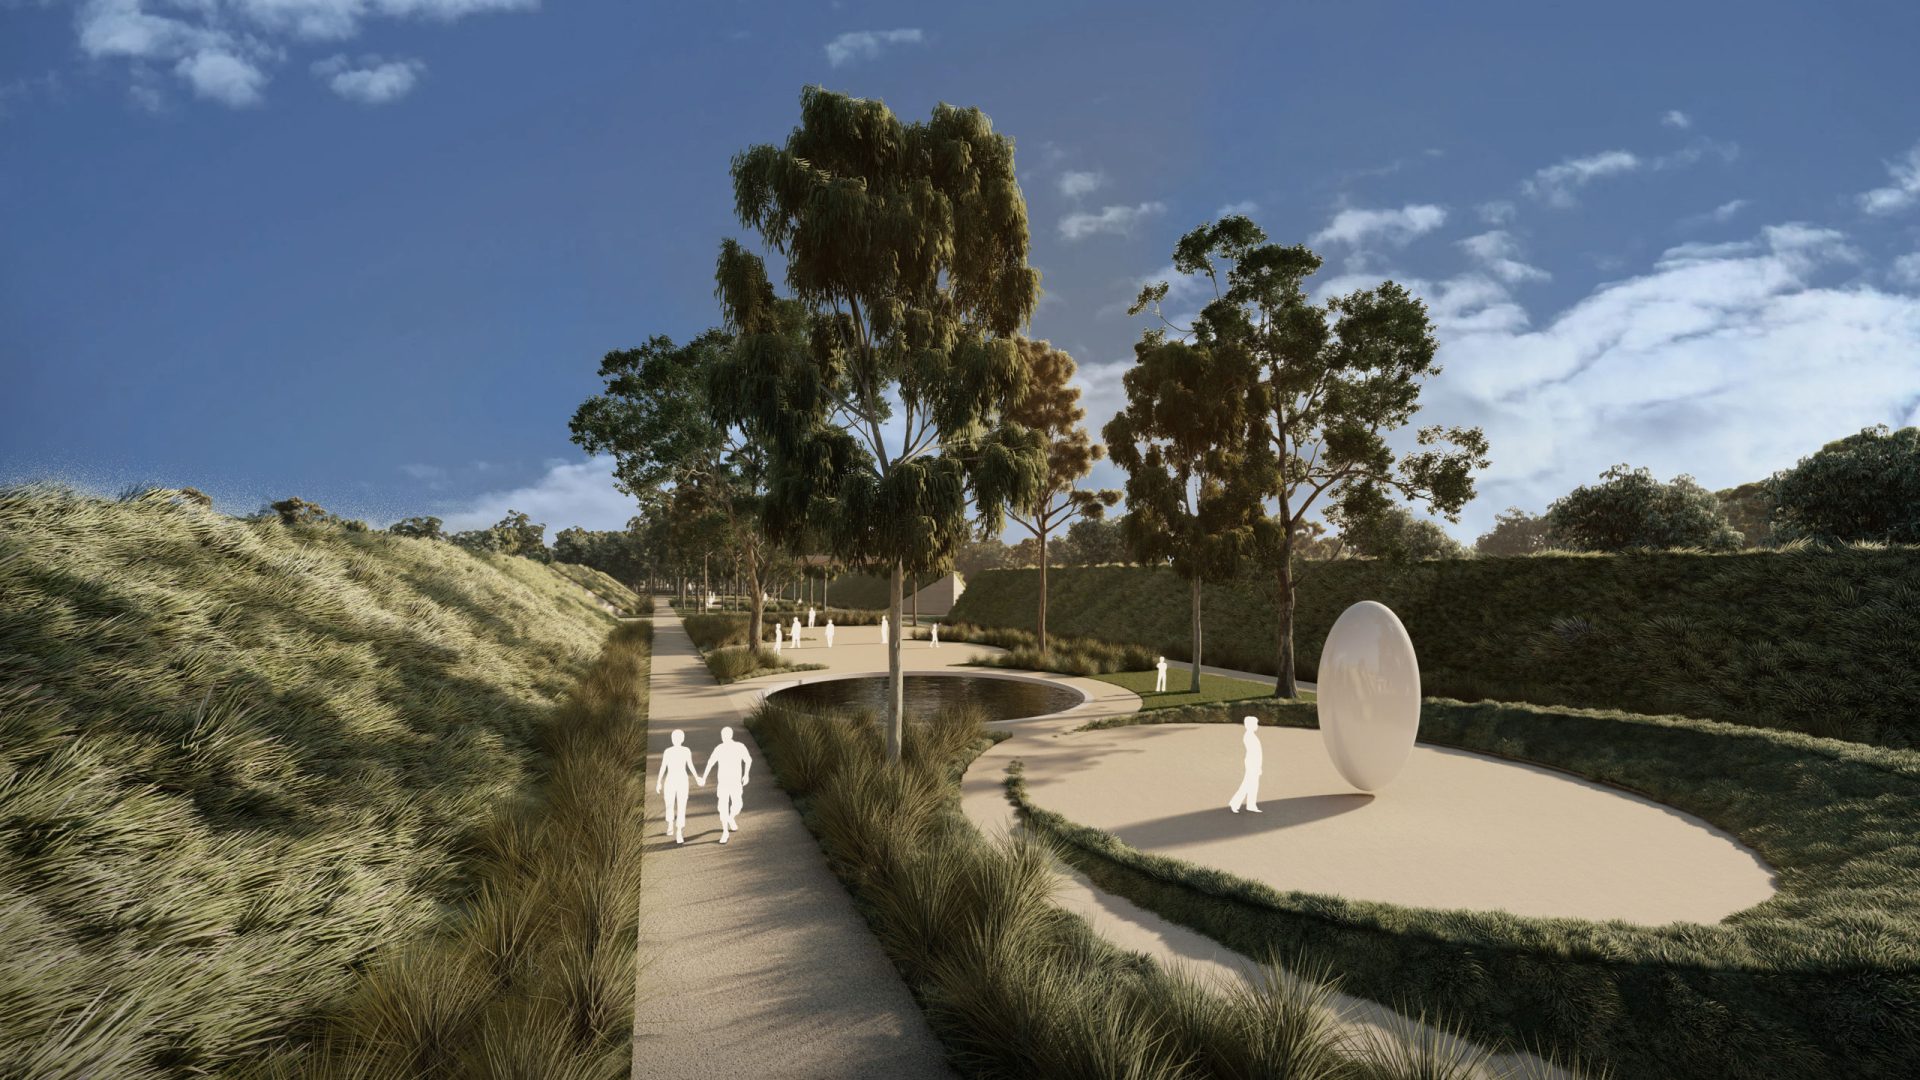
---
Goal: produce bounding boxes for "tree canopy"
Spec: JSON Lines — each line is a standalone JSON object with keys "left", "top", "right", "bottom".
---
{"left": 1769, "top": 425, "right": 1920, "bottom": 545}
{"left": 716, "top": 87, "right": 1050, "bottom": 758}
{"left": 1547, "top": 465, "right": 1742, "bottom": 552}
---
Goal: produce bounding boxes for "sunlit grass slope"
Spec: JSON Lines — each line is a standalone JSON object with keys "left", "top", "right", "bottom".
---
{"left": 0, "top": 486, "right": 616, "bottom": 1078}
{"left": 551, "top": 561, "right": 645, "bottom": 615}
{"left": 952, "top": 550, "right": 1920, "bottom": 746}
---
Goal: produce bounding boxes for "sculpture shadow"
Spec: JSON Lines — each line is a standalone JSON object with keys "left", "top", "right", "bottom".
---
{"left": 1112, "top": 793, "right": 1375, "bottom": 851}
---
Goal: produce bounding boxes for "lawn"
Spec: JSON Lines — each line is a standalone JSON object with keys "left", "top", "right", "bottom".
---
{"left": 1091, "top": 668, "right": 1309, "bottom": 710}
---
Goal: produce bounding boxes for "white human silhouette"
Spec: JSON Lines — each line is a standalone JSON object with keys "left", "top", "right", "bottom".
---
{"left": 773, "top": 623, "right": 782, "bottom": 654}
{"left": 1228, "top": 716, "right": 1264, "bottom": 813}
{"left": 1154, "top": 656, "right": 1168, "bottom": 693}
{"left": 824, "top": 620, "right": 835, "bottom": 649}
{"left": 807, "top": 605, "right": 816, "bottom": 628}
{"left": 931, "top": 622, "right": 940, "bottom": 648}
{"left": 880, "top": 616, "right": 889, "bottom": 646}
{"left": 790, "top": 616, "right": 802, "bottom": 646}
{"left": 654, "top": 729, "right": 703, "bottom": 843}
{"left": 699, "top": 727, "right": 753, "bottom": 844}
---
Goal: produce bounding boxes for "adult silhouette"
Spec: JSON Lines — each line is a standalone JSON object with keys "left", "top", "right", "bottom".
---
{"left": 654, "top": 729, "right": 703, "bottom": 843}
{"left": 1154, "top": 656, "right": 1168, "bottom": 693}
{"left": 790, "top": 616, "right": 802, "bottom": 645}
{"left": 773, "top": 623, "right": 783, "bottom": 654}
{"left": 930, "top": 622, "right": 940, "bottom": 648}
{"left": 807, "top": 605, "right": 816, "bottom": 628}
{"left": 880, "top": 616, "right": 889, "bottom": 645}
{"left": 824, "top": 620, "right": 836, "bottom": 648}
{"left": 700, "top": 727, "right": 754, "bottom": 844}
{"left": 1229, "top": 716, "right": 1264, "bottom": 813}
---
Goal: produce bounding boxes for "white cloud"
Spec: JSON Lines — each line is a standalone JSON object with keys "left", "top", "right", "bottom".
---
{"left": 1217, "top": 199, "right": 1260, "bottom": 218}
{"left": 1311, "top": 203, "right": 1447, "bottom": 248}
{"left": 1459, "top": 230, "right": 1549, "bottom": 284}
{"left": 1057, "top": 169, "right": 1106, "bottom": 199}
{"left": 175, "top": 50, "right": 268, "bottom": 107}
{"left": 1858, "top": 142, "right": 1920, "bottom": 215}
{"left": 824, "top": 28, "right": 924, "bottom": 67}
{"left": 1696, "top": 198, "right": 1750, "bottom": 225}
{"left": 1393, "top": 223, "right": 1919, "bottom": 539}
{"left": 1478, "top": 199, "right": 1517, "bottom": 225}
{"left": 1059, "top": 201, "right": 1166, "bottom": 241}
{"left": 1522, "top": 149, "right": 1642, "bottom": 207}
{"left": 436, "top": 457, "right": 636, "bottom": 535}
{"left": 313, "top": 54, "right": 425, "bottom": 103}
{"left": 1661, "top": 109, "right": 1692, "bottom": 129}
{"left": 1892, "top": 253, "right": 1920, "bottom": 287}
{"left": 72, "top": 0, "right": 532, "bottom": 107}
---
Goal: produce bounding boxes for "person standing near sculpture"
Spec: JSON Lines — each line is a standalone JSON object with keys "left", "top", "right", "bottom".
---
{"left": 1155, "top": 656, "right": 1168, "bottom": 693}
{"left": 1229, "top": 716, "right": 1263, "bottom": 813}
{"left": 824, "top": 620, "right": 835, "bottom": 649}
{"left": 654, "top": 729, "right": 703, "bottom": 844}
{"left": 700, "top": 727, "right": 754, "bottom": 844}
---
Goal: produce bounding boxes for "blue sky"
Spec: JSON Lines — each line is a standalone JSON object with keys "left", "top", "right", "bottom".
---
{"left": 4, "top": 0, "right": 1918, "bottom": 541}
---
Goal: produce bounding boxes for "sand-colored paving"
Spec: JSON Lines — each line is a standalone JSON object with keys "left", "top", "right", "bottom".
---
{"left": 1016, "top": 723, "right": 1778, "bottom": 924}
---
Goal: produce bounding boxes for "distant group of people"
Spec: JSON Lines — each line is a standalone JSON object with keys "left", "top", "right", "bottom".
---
{"left": 655, "top": 728, "right": 754, "bottom": 844}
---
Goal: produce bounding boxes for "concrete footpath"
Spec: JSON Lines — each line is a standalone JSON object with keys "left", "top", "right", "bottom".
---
{"left": 631, "top": 600, "right": 953, "bottom": 1080}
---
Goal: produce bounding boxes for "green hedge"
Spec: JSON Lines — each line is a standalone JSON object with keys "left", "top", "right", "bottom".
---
{"left": 1012, "top": 698, "right": 1920, "bottom": 1079}
{"left": 950, "top": 550, "right": 1920, "bottom": 747}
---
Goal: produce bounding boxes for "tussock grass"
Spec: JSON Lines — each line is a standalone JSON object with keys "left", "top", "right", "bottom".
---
{"left": 0, "top": 485, "right": 618, "bottom": 1077}
{"left": 748, "top": 701, "right": 1593, "bottom": 1079}
{"left": 1031, "top": 697, "right": 1920, "bottom": 1078}
{"left": 678, "top": 614, "right": 826, "bottom": 682}
{"left": 550, "top": 562, "right": 645, "bottom": 616}
{"left": 938, "top": 620, "right": 1159, "bottom": 675}
{"left": 951, "top": 554, "right": 1920, "bottom": 746}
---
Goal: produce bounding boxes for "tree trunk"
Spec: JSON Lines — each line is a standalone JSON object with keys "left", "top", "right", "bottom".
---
{"left": 1275, "top": 552, "right": 1299, "bottom": 698}
{"left": 1189, "top": 575, "right": 1203, "bottom": 694}
{"left": 747, "top": 557, "right": 765, "bottom": 658}
{"left": 886, "top": 561, "right": 905, "bottom": 762}
{"left": 1037, "top": 530, "right": 1049, "bottom": 652}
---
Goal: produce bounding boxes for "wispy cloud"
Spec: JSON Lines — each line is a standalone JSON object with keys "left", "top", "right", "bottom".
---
{"left": 399, "top": 463, "right": 447, "bottom": 482}
{"left": 1522, "top": 150, "right": 1642, "bottom": 207}
{"left": 1858, "top": 141, "right": 1920, "bottom": 215}
{"left": 1893, "top": 252, "right": 1920, "bottom": 287}
{"left": 1681, "top": 198, "right": 1751, "bottom": 228}
{"left": 312, "top": 55, "right": 425, "bottom": 104}
{"left": 71, "top": 0, "right": 532, "bottom": 109}
{"left": 824, "top": 28, "right": 925, "bottom": 67}
{"left": 1478, "top": 199, "right": 1517, "bottom": 225}
{"left": 1057, "top": 169, "right": 1106, "bottom": 199}
{"left": 1060, "top": 201, "right": 1166, "bottom": 241}
{"left": 1459, "top": 230, "right": 1549, "bottom": 284}
{"left": 1312, "top": 203, "right": 1447, "bottom": 247}
{"left": 1661, "top": 109, "right": 1692, "bottom": 130}
{"left": 1217, "top": 199, "right": 1260, "bottom": 218}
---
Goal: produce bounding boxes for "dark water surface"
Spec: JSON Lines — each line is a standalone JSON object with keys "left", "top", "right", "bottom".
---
{"left": 766, "top": 674, "right": 1082, "bottom": 723}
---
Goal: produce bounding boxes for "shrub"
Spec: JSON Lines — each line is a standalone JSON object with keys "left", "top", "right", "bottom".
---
{"left": 1026, "top": 697, "right": 1920, "bottom": 1078}
{"left": 938, "top": 621, "right": 1158, "bottom": 675}
{"left": 1769, "top": 424, "right": 1920, "bottom": 544}
{"left": 1545, "top": 464, "right": 1742, "bottom": 552}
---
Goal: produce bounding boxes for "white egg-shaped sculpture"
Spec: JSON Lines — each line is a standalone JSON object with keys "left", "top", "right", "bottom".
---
{"left": 1317, "top": 600, "right": 1421, "bottom": 792}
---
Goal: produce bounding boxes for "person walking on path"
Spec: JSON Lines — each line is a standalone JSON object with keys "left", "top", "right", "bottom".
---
{"left": 655, "top": 729, "right": 702, "bottom": 843}
{"left": 1228, "top": 716, "right": 1264, "bottom": 813}
{"left": 700, "top": 727, "right": 754, "bottom": 844}
{"left": 824, "top": 620, "right": 835, "bottom": 649}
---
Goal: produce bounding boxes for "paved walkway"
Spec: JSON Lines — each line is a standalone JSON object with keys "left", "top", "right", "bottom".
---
{"left": 632, "top": 602, "right": 955, "bottom": 1079}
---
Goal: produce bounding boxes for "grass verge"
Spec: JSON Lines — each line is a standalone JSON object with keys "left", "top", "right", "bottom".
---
{"left": 747, "top": 701, "right": 1589, "bottom": 1079}
{"left": 936, "top": 620, "right": 1160, "bottom": 675}
{"left": 1013, "top": 697, "right": 1920, "bottom": 1078}
{"left": 1090, "top": 668, "right": 1309, "bottom": 710}
{"left": 259, "top": 620, "right": 654, "bottom": 1079}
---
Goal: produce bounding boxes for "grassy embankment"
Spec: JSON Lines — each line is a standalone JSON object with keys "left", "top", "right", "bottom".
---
{"left": 0, "top": 486, "right": 647, "bottom": 1078}
{"left": 551, "top": 561, "right": 646, "bottom": 616}
{"left": 952, "top": 550, "right": 1920, "bottom": 747}
{"left": 748, "top": 700, "right": 1585, "bottom": 1079}
{"left": 1021, "top": 697, "right": 1920, "bottom": 1079}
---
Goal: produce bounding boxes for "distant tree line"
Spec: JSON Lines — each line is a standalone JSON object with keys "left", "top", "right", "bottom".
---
{"left": 1473, "top": 425, "right": 1920, "bottom": 555}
